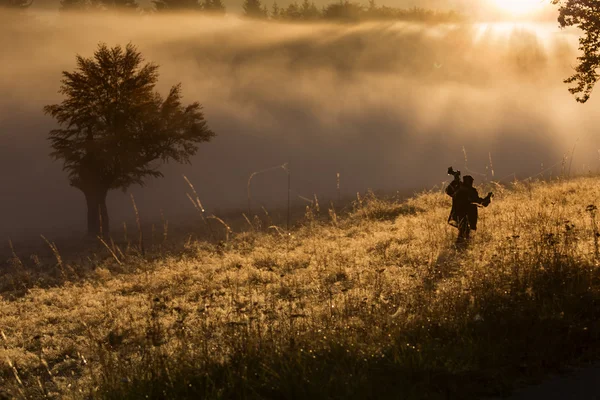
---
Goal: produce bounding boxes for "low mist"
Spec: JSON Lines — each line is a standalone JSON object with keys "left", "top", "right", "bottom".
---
{"left": 0, "top": 11, "right": 597, "bottom": 240}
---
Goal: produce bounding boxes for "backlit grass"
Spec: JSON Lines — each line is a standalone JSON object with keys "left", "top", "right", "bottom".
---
{"left": 2, "top": 177, "right": 600, "bottom": 399}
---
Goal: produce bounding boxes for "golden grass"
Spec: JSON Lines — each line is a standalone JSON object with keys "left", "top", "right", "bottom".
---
{"left": 2, "top": 177, "right": 600, "bottom": 399}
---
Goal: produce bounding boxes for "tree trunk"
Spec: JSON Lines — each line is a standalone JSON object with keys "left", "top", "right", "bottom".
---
{"left": 84, "top": 188, "right": 109, "bottom": 237}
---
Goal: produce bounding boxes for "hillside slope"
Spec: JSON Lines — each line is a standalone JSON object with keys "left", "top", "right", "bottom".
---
{"left": 2, "top": 177, "right": 600, "bottom": 399}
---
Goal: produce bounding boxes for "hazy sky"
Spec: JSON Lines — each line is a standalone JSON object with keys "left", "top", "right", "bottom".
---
{"left": 0, "top": 10, "right": 596, "bottom": 240}
{"left": 30, "top": 0, "right": 470, "bottom": 9}
{"left": 27, "top": 0, "right": 557, "bottom": 20}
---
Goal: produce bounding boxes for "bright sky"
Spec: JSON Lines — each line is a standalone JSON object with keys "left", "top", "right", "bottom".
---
{"left": 489, "top": 0, "right": 550, "bottom": 17}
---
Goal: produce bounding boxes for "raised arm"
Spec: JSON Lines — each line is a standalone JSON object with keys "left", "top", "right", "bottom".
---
{"left": 446, "top": 179, "right": 461, "bottom": 197}
{"left": 469, "top": 189, "right": 492, "bottom": 207}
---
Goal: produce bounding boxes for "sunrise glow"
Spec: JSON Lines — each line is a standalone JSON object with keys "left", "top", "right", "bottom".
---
{"left": 491, "top": 0, "right": 546, "bottom": 16}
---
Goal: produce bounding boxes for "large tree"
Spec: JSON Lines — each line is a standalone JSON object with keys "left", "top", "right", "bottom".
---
{"left": 44, "top": 43, "right": 215, "bottom": 237}
{"left": 553, "top": 0, "right": 600, "bottom": 102}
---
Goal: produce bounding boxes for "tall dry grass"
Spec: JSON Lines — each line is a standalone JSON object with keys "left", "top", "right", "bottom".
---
{"left": 2, "top": 177, "right": 600, "bottom": 399}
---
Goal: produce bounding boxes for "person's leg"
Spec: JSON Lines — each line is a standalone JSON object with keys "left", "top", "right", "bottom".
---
{"left": 457, "top": 216, "right": 468, "bottom": 245}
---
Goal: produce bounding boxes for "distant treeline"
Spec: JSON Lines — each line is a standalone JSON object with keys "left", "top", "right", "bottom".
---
{"left": 249, "top": 0, "right": 463, "bottom": 23}
{"left": 0, "top": 0, "right": 463, "bottom": 23}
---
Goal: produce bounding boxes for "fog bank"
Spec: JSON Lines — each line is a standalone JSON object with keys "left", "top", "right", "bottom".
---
{"left": 0, "top": 12, "right": 596, "bottom": 239}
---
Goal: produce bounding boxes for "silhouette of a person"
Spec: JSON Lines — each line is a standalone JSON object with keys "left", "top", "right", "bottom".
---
{"left": 445, "top": 169, "right": 462, "bottom": 227}
{"left": 452, "top": 175, "right": 492, "bottom": 244}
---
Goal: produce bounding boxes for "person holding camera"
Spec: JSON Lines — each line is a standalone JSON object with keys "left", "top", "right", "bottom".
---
{"left": 446, "top": 167, "right": 493, "bottom": 245}
{"left": 446, "top": 167, "right": 462, "bottom": 227}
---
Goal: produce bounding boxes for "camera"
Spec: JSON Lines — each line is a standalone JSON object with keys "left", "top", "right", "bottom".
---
{"left": 482, "top": 192, "right": 494, "bottom": 207}
{"left": 447, "top": 166, "right": 461, "bottom": 180}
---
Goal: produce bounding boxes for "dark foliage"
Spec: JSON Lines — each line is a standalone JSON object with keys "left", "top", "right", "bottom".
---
{"left": 59, "top": 0, "right": 138, "bottom": 12}
{"left": 0, "top": 0, "right": 32, "bottom": 9}
{"left": 201, "top": 0, "right": 224, "bottom": 14}
{"left": 553, "top": 0, "right": 600, "bottom": 102}
{"left": 322, "top": 0, "right": 363, "bottom": 21}
{"left": 43, "top": 43, "right": 214, "bottom": 235}
{"left": 100, "top": 0, "right": 139, "bottom": 11}
{"left": 270, "top": 0, "right": 280, "bottom": 18}
{"left": 276, "top": 0, "right": 319, "bottom": 20}
{"left": 320, "top": 1, "right": 461, "bottom": 22}
{"left": 59, "top": 0, "right": 91, "bottom": 11}
{"left": 152, "top": 0, "right": 201, "bottom": 12}
{"left": 267, "top": 0, "right": 461, "bottom": 23}
{"left": 243, "top": 0, "right": 268, "bottom": 18}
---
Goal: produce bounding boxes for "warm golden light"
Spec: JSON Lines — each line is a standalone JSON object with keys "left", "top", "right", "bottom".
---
{"left": 491, "top": 0, "right": 545, "bottom": 16}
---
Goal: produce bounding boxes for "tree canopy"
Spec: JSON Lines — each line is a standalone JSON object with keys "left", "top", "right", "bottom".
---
{"left": 44, "top": 43, "right": 215, "bottom": 235}
{"left": 553, "top": 0, "right": 600, "bottom": 102}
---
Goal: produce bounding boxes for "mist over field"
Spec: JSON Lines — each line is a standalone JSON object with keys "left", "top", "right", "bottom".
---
{"left": 0, "top": 10, "right": 596, "bottom": 239}
{"left": 27, "top": 0, "right": 557, "bottom": 19}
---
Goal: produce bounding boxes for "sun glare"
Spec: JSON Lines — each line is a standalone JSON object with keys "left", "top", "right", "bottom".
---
{"left": 491, "top": 0, "right": 545, "bottom": 16}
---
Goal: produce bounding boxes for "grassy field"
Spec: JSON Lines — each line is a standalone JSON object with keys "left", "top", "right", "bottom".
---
{"left": 2, "top": 177, "right": 600, "bottom": 399}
